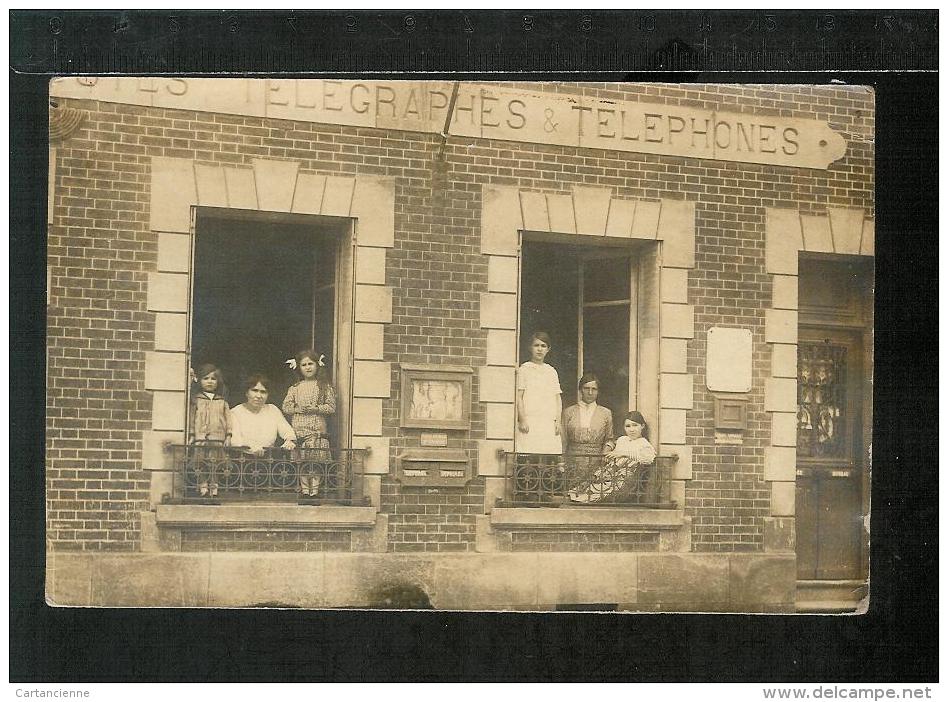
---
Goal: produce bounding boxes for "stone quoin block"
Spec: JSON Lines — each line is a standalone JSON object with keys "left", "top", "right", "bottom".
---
{"left": 353, "top": 323, "right": 385, "bottom": 360}
{"left": 147, "top": 273, "right": 189, "bottom": 313}
{"left": 151, "top": 391, "right": 186, "bottom": 432}
{"left": 765, "top": 208, "right": 803, "bottom": 275}
{"left": 485, "top": 403, "right": 516, "bottom": 440}
{"left": 156, "top": 232, "right": 191, "bottom": 273}
{"left": 660, "top": 373, "right": 694, "bottom": 410}
{"left": 519, "top": 191, "right": 550, "bottom": 232}
{"left": 480, "top": 292, "right": 517, "bottom": 330}
{"left": 630, "top": 200, "right": 661, "bottom": 240}
{"left": 480, "top": 185, "right": 521, "bottom": 255}
{"left": 660, "top": 338, "right": 688, "bottom": 374}
{"left": 223, "top": 167, "right": 258, "bottom": 210}
{"left": 572, "top": 186, "right": 612, "bottom": 236}
{"left": 154, "top": 313, "right": 188, "bottom": 352}
{"left": 764, "top": 447, "right": 797, "bottom": 482}
{"left": 770, "top": 482, "right": 796, "bottom": 516}
{"left": 771, "top": 275, "right": 799, "bottom": 310}
{"left": 605, "top": 198, "right": 636, "bottom": 238}
{"left": 352, "top": 361, "right": 392, "bottom": 398}
{"left": 765, "top": 378, "right": 798, "bottom": 413}
{"left": 142, "top": 430, "right": 184, "bottom": 471}
{"left": 659, "top": 409, "right": 687, "bottom": 445}
{"left": 661, "top": 304, "right": 695, "bottom": 339}
{"left": 321, "top": 176, "right": 356, "bottom": 217}
{"left": 144, "top": 352, "right": 188, "bottom": 391}
{"left": 355, "top": 285, "right": 393, "bottom": 323}
{"left": 545, "top": 193, "right": 576, "bottom": 234}
{"left": 351, "top": 436, "right": 391, "bottom": 475}
{"left": 479, "top": 366, "right": 516, "bottom": 403}
{"left": 661, "top": 267, "right": 689, "bottom": 304}
{"left": 251, "top": 158, "right": 300, "bottom": 212}
{"left": 482, "top": 478, "right": 507, "bottom": 516}
{"left": 487, "top": 256, "right": 518, "bottom": 293}
{"left": 486, "top": 329, "right": 517, "bottom": 367}
{"left": 150, "top": 157, "right": 196, "bottom": 233}
{"left": 478, "top": 440, "right": 514, "bottom": 477}
{"left": 657, "top": 199, "right": 696, "bottom": 269}
{"left": 765, "top": 309, "right": 798, "bottom": 345}
{"left": 194, "top": 163, "right": 228, "bottom": 207}
{"left": 351, "top": 398, "right": 383, "bottom": 436}
{"left": 770, "top": 344, "right": 798, "bottom": 379}
{"left": 771, "top": 412, "right": 798, "bottom": 447}
{"left": 291, "top": 173, "right": 327, "bottom": 216}
{"left": 660, "top": 444, "right": 692, "bottom": 480}
{"left": 351, "top": 177, "right": 396, "bottom": 247}
{"left": 355, "top": 247, "right": 387, "bottom": 285}
{"left": 801, "top": 215, "right": 833, "bottom": 254}
{"left": 829, "top": 207, "right": 865, "bottom": 255}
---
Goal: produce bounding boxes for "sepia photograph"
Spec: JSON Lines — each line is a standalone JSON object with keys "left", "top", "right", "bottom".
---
{"left": 44, "top": 77, "right": 875, "bottom": 613}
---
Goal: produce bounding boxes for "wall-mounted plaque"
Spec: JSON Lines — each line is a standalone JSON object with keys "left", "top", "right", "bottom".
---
{"left": 399, "top": 364, "right": 473, "bottom": 430}
{"left": 706, "top": 327, "right": 753, "bottom": 393}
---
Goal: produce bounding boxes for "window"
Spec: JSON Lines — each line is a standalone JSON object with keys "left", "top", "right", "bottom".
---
{"left": 173, "top": 208, "right": 364, "bottom": 504}
{"left": 519, "top": 237, "right": 653, "bottom": 435}
{"left": 505, "top": 238, "right": 670, "bottom": 508}
{"left": 190, "top": 209, "right": 344, "bottom": 408}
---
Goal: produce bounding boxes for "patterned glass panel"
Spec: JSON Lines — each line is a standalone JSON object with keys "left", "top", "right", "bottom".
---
{"left": 797, "top": 342, "right": 848, "bottom": 459}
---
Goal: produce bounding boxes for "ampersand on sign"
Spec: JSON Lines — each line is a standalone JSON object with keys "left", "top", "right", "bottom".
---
{"left": 543, "top": 108, "right": 558, "bottom": 133}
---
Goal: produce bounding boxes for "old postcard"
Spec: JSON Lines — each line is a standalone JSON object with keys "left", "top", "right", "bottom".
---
{"left": 45, "top": 78, "right": 873, "bottom": 612}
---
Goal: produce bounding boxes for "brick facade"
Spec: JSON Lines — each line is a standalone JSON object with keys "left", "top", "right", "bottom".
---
{"left": 46, "top": 81, "right": 873, "bottom": 561}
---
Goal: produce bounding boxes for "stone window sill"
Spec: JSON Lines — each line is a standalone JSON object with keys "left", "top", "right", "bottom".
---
{"left": 490, "top": 506, "right": 684, "bottom": 531}
{"left": 155, "top": 504, "right": 379, "bottom": 530}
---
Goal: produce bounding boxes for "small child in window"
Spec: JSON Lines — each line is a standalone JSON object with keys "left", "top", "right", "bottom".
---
{"left": 189, "top": 364, "right": 232, "bottom": 497}
{"left": 282, "top": 349, "right": 337, "bottom": 497}
{"left": 569, "top": 411, "right": 656, "bottom": 503}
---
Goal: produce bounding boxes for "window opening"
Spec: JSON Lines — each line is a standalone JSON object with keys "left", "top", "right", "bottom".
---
{"left": 191, "top": 210, "right": 340, "bottom": 409}
{"left": 519, "top": 239, "right": 639, "bottom": 435}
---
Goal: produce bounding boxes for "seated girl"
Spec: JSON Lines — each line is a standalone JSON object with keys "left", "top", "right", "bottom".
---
{"left": 568, "top": 411, "right": 656, "bottom": 504}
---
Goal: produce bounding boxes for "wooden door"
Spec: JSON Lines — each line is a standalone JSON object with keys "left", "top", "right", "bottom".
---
{"left": 795, "top": 330, "right": 864, "bottom": 580}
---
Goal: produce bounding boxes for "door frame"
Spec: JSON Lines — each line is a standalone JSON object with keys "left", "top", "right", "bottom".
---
{"left": 795, "top": 254, "right": 873, "bottom": 586}
{"left": 795, "top": 326, "right": 866, "bottom": 580}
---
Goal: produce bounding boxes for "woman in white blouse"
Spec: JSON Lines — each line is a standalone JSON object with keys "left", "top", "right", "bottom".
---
{"left": 230, "top": 374, "right": 297, "bottom": 456}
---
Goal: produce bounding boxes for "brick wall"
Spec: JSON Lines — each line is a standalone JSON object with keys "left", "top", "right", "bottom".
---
{"left": 47, "top": 82, "right": 873, "bottom": 552}
{"left": 509, "top": 531, "right": 660, "bottom": 553}
{"left": 380, "top": 478, "right": 484, "bottom": 552}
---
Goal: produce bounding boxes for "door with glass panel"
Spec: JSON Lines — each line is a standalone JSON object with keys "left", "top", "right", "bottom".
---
{"left": 795, "top": 329, "right": 864, "bottom": 580}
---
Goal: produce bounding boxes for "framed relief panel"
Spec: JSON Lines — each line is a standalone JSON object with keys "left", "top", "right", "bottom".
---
{"left": 399, "top": 364, "right": 473, "bottom": 430}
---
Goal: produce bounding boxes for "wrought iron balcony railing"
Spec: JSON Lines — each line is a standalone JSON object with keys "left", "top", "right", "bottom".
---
{"left": 498, "top": 452, "right": 678, "bottom": 508}
{"left": 165, "top": 443, "right": 369, "bottom": 505}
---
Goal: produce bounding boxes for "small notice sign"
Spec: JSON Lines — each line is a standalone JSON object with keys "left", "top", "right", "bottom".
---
{"left": 420, "top": 432, "right": 449, "bottom": 448}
